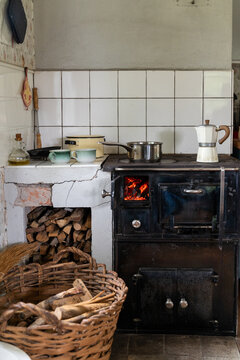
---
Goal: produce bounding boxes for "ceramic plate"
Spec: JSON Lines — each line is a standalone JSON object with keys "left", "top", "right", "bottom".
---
{"left": 0, "top": 341, "right": 30, "bottom": 360}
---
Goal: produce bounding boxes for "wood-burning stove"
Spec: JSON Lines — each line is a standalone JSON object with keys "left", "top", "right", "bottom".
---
{"left": 102, "top": 154, "right": 240, "bottom": 335}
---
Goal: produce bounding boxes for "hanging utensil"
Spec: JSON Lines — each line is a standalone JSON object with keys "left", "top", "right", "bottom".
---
{"left": 33, "top": 87, "right": 42, "bottom": 148}
{"left": 21, "top": 67, "right": 32, "bottom": 110}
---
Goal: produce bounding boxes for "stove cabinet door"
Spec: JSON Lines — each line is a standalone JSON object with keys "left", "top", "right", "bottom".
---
{"left": 176, "top": 268, "right": 217, "bottom": 331}
{"left": 136, "top": 268, "right": 177, "bottom": 331}
{"left": 135, "top": 267, "right": 217, "bottom": 332}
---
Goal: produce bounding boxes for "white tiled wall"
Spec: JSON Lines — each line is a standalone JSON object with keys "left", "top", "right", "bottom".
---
{"left": 34, "top": 70, "right": 233, "bottom": 154}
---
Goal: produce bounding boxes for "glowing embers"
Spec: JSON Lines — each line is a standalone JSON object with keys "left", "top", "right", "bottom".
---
{"left": 124, "top": 176, "right": 149, "bottom": 201}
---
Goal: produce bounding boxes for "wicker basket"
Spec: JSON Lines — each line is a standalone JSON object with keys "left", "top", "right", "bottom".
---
{"left": 0, "top": 247, "right": 127, "bottom": 360}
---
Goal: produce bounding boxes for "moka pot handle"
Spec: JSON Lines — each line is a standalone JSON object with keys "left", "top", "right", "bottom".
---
{"left": 217, "top": 125, "right": 230, "bottom": 145}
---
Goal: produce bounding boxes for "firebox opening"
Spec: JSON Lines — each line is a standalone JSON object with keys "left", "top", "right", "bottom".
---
{"left": 124, "top": 176, "right": 149, "bottom": 201}
{"left": 25, "top": 206, "right": 91, "bottom": 264}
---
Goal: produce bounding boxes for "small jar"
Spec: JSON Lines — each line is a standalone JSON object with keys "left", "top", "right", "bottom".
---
{"left": 8, "top": 133, "right": 30, "bottom": 165}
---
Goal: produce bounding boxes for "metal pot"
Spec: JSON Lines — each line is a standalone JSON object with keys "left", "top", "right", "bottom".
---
{"left": 100, "top": 141, "right": 162, "bottom": 162}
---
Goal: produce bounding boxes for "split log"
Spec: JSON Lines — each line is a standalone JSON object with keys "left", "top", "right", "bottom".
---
{"left": 40, "top": 244, "right": 49, "bottom": 256}
{"left": 63, "top": 224, "right": 72, "bottom": 235}
{"left": 36, "top": 231, "right": 49, "bottom": 243}
{"left": 26, "top": 224, "right": 45, "bottom": 234}
{"left": 73, "top": 222, "right": 82, "bottom": 231}
{"left": 84, "top": 213, "right": 91, "bottom": 229}
{"left": 38, "top": 209, "right": 54, "bottom": 224}
{"left": 27, "top": 206, "right": 47, "bottom": 221}
{"left": 48, "top": 209, "right": 67, "bottom": 220}
{"left": 46, "top": 224, "right": 58, "bottom": 233}
{"left": 85, "top": 229, "right": 92, "bottom": 240}
{"left": 58, "top": 231, "right": 66, "bottom": 243}
{"left": 48, "top": 230, "right": 59, "bottom": 237}
{"left": 26, "top": 233, "right": 34, "bottom": 243}
{"left": 73, "top": 279, "right": 92, "bottom": 301}
{"left": 69, "top": 208, "right": 85, "bottom": 222}
{"left": 30, "top": 220, "right": 39, "bottom": 228}
{"left": 54, "top": 302, "right": 109, "bottom": 320}
{"left": 56, "top": 217, "right": 71, "bottom": 228}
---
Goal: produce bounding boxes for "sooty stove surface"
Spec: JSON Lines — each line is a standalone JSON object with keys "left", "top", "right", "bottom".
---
{"left": 102, "top": 154, "right": 240, "bottom": 171}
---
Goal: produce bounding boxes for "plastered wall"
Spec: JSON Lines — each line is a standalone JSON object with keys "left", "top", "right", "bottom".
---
{"left": 0, "top": 0, "right": 35, "bottom": 69}
{"left": 34, "top": 0, "right": 232, "bottom": 70}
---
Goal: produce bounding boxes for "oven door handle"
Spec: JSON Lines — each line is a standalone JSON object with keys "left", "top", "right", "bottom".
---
{"left": 183, "top": 188, "right": 204, "bottom": 194}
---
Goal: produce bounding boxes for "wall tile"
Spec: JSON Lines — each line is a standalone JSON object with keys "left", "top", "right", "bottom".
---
{"left": 90, "top": 71, "right": 117, "bottom": 98}
{"left": 204, "top": 98, "right": 232, "bottom": 126}
{"left": 175, "top": 127, "right": 198, "bottom": 154}
{"left": 119, "top": 99, "right": 145, "bottom": 126}
{"left": 38, "top": 127, "right": 62, "bottom": 147}
{"left": 147, "top": 71, "right": 174, "bottom": 98}
{"left": 91, "top": 99, "right": 117, "bottom": 126}
{"left": 204, "top": 71, "right": 232, "bottom": 98}
{"left": 147, "top": 99, "right": 174, "bottom": 126}
{"left": 175, "top": 99, "right": 202, "bottom": 126}
{"left": 34, "top": 71, "right": 61, "bottom": 98}
{"left": 63, "top": 99, "right": 89, "bottom": 126}
{"left": 38, "top": 99, "right": 61, "bottom": 126}
{"left": 62, "top": 71, "right": 89, "bottom": 98}
{"left": 119, "top": 127, "right": 146, "bottom": 153}
{"left": 91, "top": 127, "right": 118, "bottom": 154}
{"left": 147, "top": 127, "right": 174, "bottom": 154}
{"left": 119, "top": 71, "right": 146, "bottom": 98}
{"left": 175, "top": 71, "right": 203, "bottom": 98}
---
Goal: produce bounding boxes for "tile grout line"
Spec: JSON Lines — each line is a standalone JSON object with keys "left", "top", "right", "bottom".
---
{"left": 89, "top": 71, "right": 91, "bottom": 135}
{"left": 117, "top": 70, "right": 120, "bottom": 153}
{"left": 174, "top": 70, "right": 176, "bottom": 154}
{"left": 145, "top": 70, "right": 147, "bottom": 141}
{"left": 202, "top": 70, "right": 204, "bottom": 125}
{"left": 61, "top": 71, "right": 63, "bottom": 148}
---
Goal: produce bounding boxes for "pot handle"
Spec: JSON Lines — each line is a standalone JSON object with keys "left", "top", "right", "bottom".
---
{"left": 98, "top": 141, "right": 132, "bottom": 152}
{"left": 217, "top": 125, "right": 230, "bottom": 144}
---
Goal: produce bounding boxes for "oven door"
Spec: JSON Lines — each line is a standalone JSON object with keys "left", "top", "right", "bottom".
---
{"left": 158, "top": 182, "right": 220, "bottom": 232}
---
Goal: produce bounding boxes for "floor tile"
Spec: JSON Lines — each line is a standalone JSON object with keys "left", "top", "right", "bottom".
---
{"left": 201, "top": 336, "right": 240, "bottom": 359}
{"left": 165, "top": 335, "right": 202, "bottom": 357}
{"left": 128, "top": 355, "right": 200, "bottom": 360}
{"left": 110, "top": 354, "right": 128, "bottom": 360}
{"left": 128, "top": 334, "right": 164, "bottom": 355}
{"left": 111, "top": 334, "right": 130, "bottom": 354}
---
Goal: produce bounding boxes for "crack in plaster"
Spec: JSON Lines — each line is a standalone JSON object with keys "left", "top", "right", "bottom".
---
{"left": 51, "top": 168, "right": 102, "bottom": 205}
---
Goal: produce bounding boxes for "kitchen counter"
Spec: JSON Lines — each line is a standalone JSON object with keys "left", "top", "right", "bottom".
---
{"left": 5, "top": 156, "right": 107, "bottom": 184}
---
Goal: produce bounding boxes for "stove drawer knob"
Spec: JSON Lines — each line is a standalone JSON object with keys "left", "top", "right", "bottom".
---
{"left": 165, "top": 298, "right": 174, "bottom": 309}
{"left": 179, "top": 298, "right": 188, "bottom": 309}
{"left": 132, "top": 220, "right": 141, "bottom": 229}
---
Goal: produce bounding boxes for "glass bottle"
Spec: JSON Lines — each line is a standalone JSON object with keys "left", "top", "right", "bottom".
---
{"left": 8, "top": 134, "right": 30, "bottom": 165}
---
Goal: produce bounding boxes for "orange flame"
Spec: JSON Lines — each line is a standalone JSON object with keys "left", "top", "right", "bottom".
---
{"left": 124, "top": 177, "right": 149, "bottom": 201}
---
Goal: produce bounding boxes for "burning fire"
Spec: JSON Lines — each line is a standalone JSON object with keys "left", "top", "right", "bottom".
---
{"left": 124, "top": 176, "right": 149, "bottom": 201}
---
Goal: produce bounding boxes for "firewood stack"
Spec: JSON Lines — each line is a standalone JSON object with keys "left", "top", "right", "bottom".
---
{"left": 26, "top": 207, "right": 91, "bottom": 263}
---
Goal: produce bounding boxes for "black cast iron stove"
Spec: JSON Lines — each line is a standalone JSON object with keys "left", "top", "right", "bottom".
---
{"left": 102, "top": 154, "right": 240, "bottom": 335}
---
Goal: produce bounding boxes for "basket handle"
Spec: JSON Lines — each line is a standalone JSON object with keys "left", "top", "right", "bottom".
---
{"left": 52, "top": 247, "right": 97, "bottom": 269}
{"left": 0, "top": 302, "right": 62, "bottom": 332}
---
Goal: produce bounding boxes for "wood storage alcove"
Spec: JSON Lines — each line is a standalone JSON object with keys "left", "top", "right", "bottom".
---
{"left": 26, "top": 206, "right": 91, "bottom": 263}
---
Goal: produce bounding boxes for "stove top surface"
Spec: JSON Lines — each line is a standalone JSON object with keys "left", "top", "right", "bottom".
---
{"left": 102, "top": 154, "right": 240, "bottom": 171}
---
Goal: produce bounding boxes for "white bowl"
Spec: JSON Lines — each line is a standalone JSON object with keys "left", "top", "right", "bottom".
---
{"left": 0, "top": 342, "right": 30, "bottom": 360}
